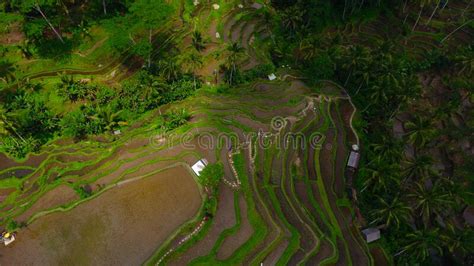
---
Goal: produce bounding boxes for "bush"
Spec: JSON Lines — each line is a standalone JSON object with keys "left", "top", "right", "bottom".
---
{"left": 74, "top": 185, "right": 92, "bottom": 199}
{"left": 304, "top": 52, "right": 334, "bottom": 82}
{"left": 5, "top": 220, "right": 18, "bottom": 232}
{"left": 166, "top": 76, "right": 197, "bottom": 102}
{"left": 240, "top": 63, "right": 276, "bottom": 82}
{"left": 197, "top": 163, "right": 224, "bottom": 193}
{"left": 216, "top": 84, "right": 231, "bottom": 94}
{"left": 0, "top": 136, "right": 41, "bottom": 159}
{"left": 60, "top": 109, "right": 88, "bottom": 139}
{"left": 57, "top": 75, "right": 95, "bottom": 102}
{"left": 163, "top": 108, "right": 191, "bottom": 130}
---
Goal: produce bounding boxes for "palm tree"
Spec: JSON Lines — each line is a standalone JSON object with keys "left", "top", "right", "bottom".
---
{"left": 341, "top": 45, "right": 371, "bottom": 86}
{"left": 427, "top": 0, "right": 441, "bottom": 25}
{"left": 0, "top": 104, "right": 25, "bottom": 143}
{"left": 441, "top": 223, "right": 474, "bottom": 256}
{"left": 402, "top": 154, "right": 436, "bottom": 182}
{"left": 408, "top": 179, "right": 454, "bottom": 226}
{"left": 295, "top": 38, "right": 318, "bottom": 62}
{"left": 164, "top": 108, "right": 190, "bottom": 130}
{"left": 411, "top": 0, "right": 431, "bottom": 31}
{"left": 102, "top": 0, "right": 107, "bottom": 15}
{"left": 453, "top": 46, "right": 474, "bottom": 77}
{"left": 369, "top": 136, "right": 403, "bottom": 163}
{"left": 33, "top": 3, "right": 64, "bottom": 43}
{"left": 280, "top": 4, "right": 305, "bottom": 36}
{"left": 399, "top": 228, "right": 443, "bottom": 263}
{"left": 225, "top": 42, "right": 245, "bottom": 85}
{"left": 0, "top": 61, "right": 16, "bottom": 83}
{"left": 404, "top": 115, "right": 436, "bottom": 149}
{"left": 461, "top": 0, "right": 473, "bottom": 19}
{"left": 192, "top": 31, "right": 205, "bottom": 52}
{"left": 180, "top": 51, "right": 203, "bottom": 90}
{"left": 360, "top": 156, "right": 401, "bottom": 193}
{"left": 158, "top": 60, "right": 181, "bottom": 82}
{"left": 91, "top": 106, "right": 126, "bottom": 133}
{"left": 441, "top": 19, "right": 474, "bottom": 43}
{"left": 412, "top": 0, "right": 434, "bottom": 32}
{"left": 370, "top": 196, "right": 412, "bottom": 229}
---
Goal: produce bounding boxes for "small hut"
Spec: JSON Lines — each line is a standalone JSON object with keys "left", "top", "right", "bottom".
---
{"left": 347, "top": 144, "right": 360, "bottom": 170}
{"left": 191, "top": 159, "right": 208, "bottom": 176}
{"left": 361, "top": 228, "right": 380, "bottom": 243}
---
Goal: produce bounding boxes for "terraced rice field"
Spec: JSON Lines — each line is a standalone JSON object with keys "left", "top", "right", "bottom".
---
{"left": 0, "top": 3, "right": 376, "bottom": 265}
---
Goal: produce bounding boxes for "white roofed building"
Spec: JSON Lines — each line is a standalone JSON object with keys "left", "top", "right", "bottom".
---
{"left": 191, "top": 159, "right": 208, "bottom": 176}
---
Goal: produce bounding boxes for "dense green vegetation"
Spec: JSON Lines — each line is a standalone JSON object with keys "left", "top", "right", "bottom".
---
{"left": 0, "top": 0, "right": 472, "bottom": 265}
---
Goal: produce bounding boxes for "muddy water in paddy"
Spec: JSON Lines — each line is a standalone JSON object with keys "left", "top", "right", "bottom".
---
{"left": 0, "top": 166, "right": 202, "bottom": 266}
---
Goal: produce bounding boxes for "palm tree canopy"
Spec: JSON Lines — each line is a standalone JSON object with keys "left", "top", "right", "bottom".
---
{"left": 360, "top": 156, "right": 401, "bottom": 193}
{"left": 0, "top": 60, "right": 16, "bottom": 83}
{"left": 400, "top": 228, "right": 443, "bottom": 263}
{"left": 408, "top": 178, "right": 454, "bottom": 226}
{"left": 192, "top": 31, "right": 205, "bottom": 52}
{"left": 404, "top": 115, "right": 437, "bottom": 148}
{"left": 371, "top": 196, "right": 412, "bottom": 229}
{"left": 402, "top": 154, "right": 436, "bottom": 181}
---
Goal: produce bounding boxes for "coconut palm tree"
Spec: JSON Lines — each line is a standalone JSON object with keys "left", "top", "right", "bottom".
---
{"left": 399, "top": 228, "right": 444, "bottom": 263}
{"left": 427, "top": 0, "right": 441, "bottom": 25}
{"left": 441, "top": 223, "right": 474, "bottom": 256}
{"left": 33, "top": 2, "right": 65, "bottom": 43}
{"left": 441, "top": 19, "right": 474, "bottom": 43}
{"left": 404, "top": 115, "right": 437, "bottom": 149}
{"left": 402, "top": 154, "right": 436, "bottom": 182}
{"left": 157, "top": 60, "right": 181, "bottom": 82}
{"left": 280, "top": 4, "right": 305, "bottom": 36}
{"left": 341, "top": 45, "right": 371, "bottom": 86}
{"left": 453, "top": 45, "right": 474, "bottom": 77}
{"left": 412, "top": 0, "right": 434, "bottom": 32}
{"left": 225, "top": 42, "right": 245, "bottom": 85}
{"left": 369, "top": 136, "right": 404, "bottom": 163}
{"left": 192, "top": 30, "right": 205, "bottom": 52}
{"left": 0, "top": 61, "right": 16, "bottom": 83}
{"left": 370, "top": 196, "right": 412, "bottom": 229}
{"left": 164, "top": 108, "right": 190, "bottom": 130}
{"left": 360, "top": 156, "right": 401, "bottom": 193}
{"left": 295, "top": 38, "right": 318, "bottom": 62}
{"left": 408, "top": 179, "right": 454, "bottom": 226}
{"left": 180, "top": 51, "right": 203, "bottom": 90}
{"left": 90, "top": 106, "right": 126, "bottom": 133}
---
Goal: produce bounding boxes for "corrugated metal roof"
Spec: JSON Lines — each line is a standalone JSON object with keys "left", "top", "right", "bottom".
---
{"left": 347, "top": 151, "right": 360, "bottom": 168}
